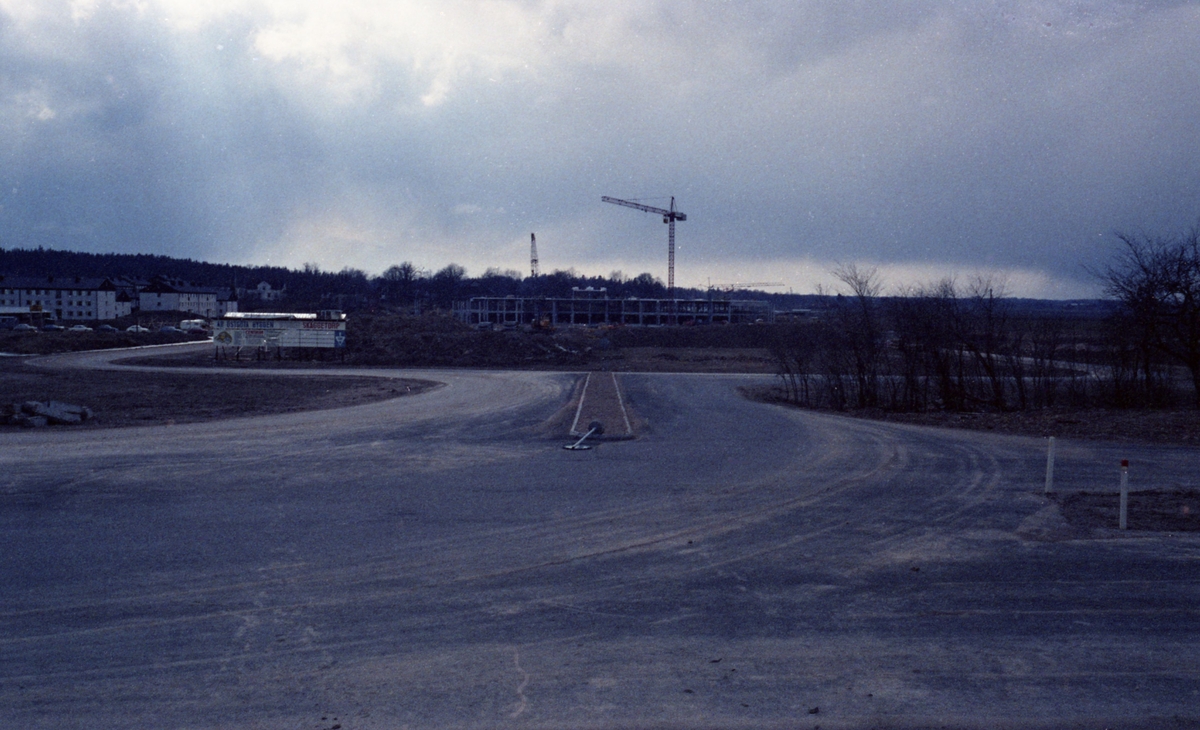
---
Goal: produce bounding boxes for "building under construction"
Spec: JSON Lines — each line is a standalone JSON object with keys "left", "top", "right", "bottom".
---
{"left": 454, "top": 287, "right": 772, "bottom": 328}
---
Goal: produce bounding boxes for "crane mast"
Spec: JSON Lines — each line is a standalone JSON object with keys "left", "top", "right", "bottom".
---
{"left": 601, "top": 195, "right": 687, "bottom": 321}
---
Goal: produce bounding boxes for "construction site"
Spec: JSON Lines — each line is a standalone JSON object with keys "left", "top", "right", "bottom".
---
{"left": 454, "top": 287, "right": 772, "bottom": 327}
{"left": 456, "top": 195, "right": 773, "bottom": 328}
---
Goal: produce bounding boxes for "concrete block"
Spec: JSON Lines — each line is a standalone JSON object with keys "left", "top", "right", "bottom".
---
{"left": 42, "top": 401, "right": 85, "bottom": 425}
{"left": 13, "top": 401, "right": 91, "bottom": 426}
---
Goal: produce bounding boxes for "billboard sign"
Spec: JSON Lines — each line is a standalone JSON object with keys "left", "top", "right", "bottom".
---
{"left": 213, "top": 314, "right": 346, "bottom": 348}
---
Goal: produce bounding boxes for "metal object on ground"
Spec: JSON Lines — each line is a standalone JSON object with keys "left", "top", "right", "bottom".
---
{"left": 564, "top": 420, "right": 604, "bottom": 450}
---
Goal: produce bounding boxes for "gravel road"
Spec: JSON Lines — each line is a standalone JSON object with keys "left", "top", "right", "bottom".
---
{"left": 2, "top": 350, "right": 1199, "bottom": 729}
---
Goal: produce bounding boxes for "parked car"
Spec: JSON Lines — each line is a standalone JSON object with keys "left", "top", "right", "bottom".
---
{"left": 12, "top": 323, "right": 37, "bottom": 333}
{"left": 68, "top": 324, "right": 93, "bottom": 332}
{"left": 126, "top": 325, "right": 149, "bottom": 333}
{"left": 184, "top": 327, "right": 209, "bottom": 336}
{"left": 159, "top": 326, "right": 184, "bottom": 334}
{"left": 179, "top": 319, "right": 209, "bottom": 332}
{"left": 96, "top": 324, "right": 119, "bottom": 333}
{"left": 41, "top": 323, "right": 65, "bottom": 332}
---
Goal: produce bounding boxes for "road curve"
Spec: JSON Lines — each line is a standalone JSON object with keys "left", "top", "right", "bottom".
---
{"left": 2, "top": 348, "right": 1199, "bottom": 729}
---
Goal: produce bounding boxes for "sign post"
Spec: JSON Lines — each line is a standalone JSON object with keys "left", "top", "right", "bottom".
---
{"left": 1044, "top": 436, "right": 1056, "bottom": 494}
{"left": 1119, "top": 459, "right": 1129, "bottom": 530}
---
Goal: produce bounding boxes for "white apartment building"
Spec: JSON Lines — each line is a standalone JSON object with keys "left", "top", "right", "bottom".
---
{"left": 254, "top": 281, "right": 285, "bottom": 302}
{"left": 140, "top": 279, "right": 227, "bottom": 318}
{"left": 0, "top": 276, "right": 120, "bottom": 321}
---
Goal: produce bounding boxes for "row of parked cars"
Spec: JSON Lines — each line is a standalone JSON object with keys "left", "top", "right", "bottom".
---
{"left": 9, "top": 323, "right": 193, "bottom": 334}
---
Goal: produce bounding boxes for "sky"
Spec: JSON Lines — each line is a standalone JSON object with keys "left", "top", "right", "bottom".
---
{"left": 2, "top": 0, "right": 1199, "bottom": 298}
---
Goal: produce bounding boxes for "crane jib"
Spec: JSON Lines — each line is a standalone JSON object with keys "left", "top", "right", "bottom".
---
{"left": 600, "top": 196, "right": 687, "bottom": 220}
{"left": 601, "top": 193, "right": 687, "bottom": 324}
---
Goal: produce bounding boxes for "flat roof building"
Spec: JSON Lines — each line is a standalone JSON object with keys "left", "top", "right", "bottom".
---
{"left": 455, "top": 294, "right": 771, "bottom": 328}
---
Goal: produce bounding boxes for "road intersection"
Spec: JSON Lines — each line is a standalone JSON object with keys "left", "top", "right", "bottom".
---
{"left": 2, "top": 348, "right": 1198, "bottom": 728}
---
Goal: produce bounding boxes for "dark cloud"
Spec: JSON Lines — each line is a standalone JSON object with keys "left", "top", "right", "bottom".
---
{"left": 1, "top": 1, "right": 1198, "bottom": 296}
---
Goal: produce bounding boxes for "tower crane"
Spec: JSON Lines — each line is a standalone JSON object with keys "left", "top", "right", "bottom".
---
{"left": 601, "top": 196, "right": 687, "bottom": 313}
{"left": 530, "top": 233, "right": 539, "bottom": 278}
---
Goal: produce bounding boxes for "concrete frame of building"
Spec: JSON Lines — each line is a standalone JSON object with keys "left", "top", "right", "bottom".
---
{"left": 455, "top": 296, "right": 772, "bottom": 327}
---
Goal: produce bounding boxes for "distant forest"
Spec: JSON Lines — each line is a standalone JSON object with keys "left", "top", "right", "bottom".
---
{"left": 0, "top": 245, "right": 816, "bottom": 312}
{"left": 0, "top": 246, "right": 1111, "bottom": 317}
{"left": 0, "top": 246, "right": 682, "bottom": 311}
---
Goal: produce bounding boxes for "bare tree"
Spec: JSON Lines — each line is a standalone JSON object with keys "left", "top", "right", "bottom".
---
{"left": 429, "top": 264, "right": 467, "bottom": 309}
{"left": 956, "top": 276, "right": 1012, "bottom": 411}
{"left": 1027, "top": 317, "right": 1065, "bottom": 409}
{"left": 1103, "top": 228, "right": 1200, "bottom": 407}
{"left": 770, "top": 323, "right": 820, "bottom": 406}
{"left": 889, "top": 279, "right": 959, "bottom": 411}
{"left": 381, "top": 262, "right": 421, "bottom": 305}
{"left": 831, "top": 264, "right": 885, "bottom": 408}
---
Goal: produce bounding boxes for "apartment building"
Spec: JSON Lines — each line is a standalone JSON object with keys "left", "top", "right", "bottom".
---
{"left": 0, "top": 276, "right": 120, "bottom": 321}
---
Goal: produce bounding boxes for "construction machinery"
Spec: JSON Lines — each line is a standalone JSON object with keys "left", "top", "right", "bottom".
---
{"left": 602, "top": 195, "right": 687, "bottom": 322}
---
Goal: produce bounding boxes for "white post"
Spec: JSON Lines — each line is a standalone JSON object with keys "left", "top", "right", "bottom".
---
{"left": 1119, "top": 459, "right": 1129, "bottom": 530}
{"left": 1044, "top": 436, "right": 1056, "bottom": 494}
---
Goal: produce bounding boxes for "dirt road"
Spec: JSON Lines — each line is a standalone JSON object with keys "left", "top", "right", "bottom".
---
{"left": 2, "top": 352, "right": 1199, "bottom": 728}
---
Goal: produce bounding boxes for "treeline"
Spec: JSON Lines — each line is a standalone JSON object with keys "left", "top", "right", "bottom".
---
{"left": 374, "top": 263, "right": 672, "bottom": 310}
{"left": 0, "top": 246, "right": 681, "bottom": 311}
{"left": 771, "top": 253, "right": 1197, "bottom": 413}
{"left": 0, "top": 247, "right": 294, "bottom": 291}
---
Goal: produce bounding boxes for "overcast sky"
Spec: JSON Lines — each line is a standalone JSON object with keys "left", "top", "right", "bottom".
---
{"left": 3, "top": 1, "right": 1199, "bottom": 297}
